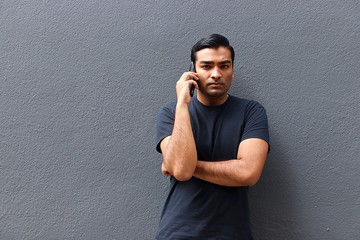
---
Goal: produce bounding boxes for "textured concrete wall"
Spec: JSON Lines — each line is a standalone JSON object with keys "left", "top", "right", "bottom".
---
{"left": 1, "top": 1, "right": 359, "bottom": 239}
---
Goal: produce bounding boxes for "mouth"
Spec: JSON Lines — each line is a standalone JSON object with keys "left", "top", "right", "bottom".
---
{"left": 208, "top": 82, "right": 223, "bottom": 87}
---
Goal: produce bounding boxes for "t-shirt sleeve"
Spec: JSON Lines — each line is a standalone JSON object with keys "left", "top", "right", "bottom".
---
{"left": 241, "top": 101, "right": 270, "bottom": 151}
{"left": 156, "top": 103, "right": 176, "bottom": 153}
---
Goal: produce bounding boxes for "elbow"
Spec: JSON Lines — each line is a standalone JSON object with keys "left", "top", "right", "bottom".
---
{"left": 163, "top": 156, "right": 196, "bottom": 182}
{"left": 246, "top": 177, "right": 259, "bottom": 186}
{"left": 172, "top": 164, "right": 196, "bottom": 181}
{"left": 243, "top": 172, "right": 261, "bottom": 186}
{"left": 162, "top": 154, "right": 197, "bottom": 182}
{"left": 173, "top": 170, "right": 194, "bottom": 182}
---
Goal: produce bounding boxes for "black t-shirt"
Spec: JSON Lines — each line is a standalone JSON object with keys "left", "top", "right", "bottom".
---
{"left": 156, "top": 95, "right": 269, "bottom": 240}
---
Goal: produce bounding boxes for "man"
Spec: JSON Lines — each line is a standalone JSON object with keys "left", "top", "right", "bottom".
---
{"left": 156, "top": 34, "right": 270, "bottom": 239}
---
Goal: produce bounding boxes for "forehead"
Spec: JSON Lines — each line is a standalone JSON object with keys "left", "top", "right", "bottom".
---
{"left": 195, "top": 47, "right": 232, "bottom": 63}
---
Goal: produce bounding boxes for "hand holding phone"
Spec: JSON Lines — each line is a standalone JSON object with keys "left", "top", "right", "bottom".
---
{"left": 189, "top": 62, "right": 196, "bottom": 97}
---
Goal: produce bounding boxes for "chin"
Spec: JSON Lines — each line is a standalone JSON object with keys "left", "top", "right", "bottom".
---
{"left": 207, "top": 91, "right": 227, "bottom": 98}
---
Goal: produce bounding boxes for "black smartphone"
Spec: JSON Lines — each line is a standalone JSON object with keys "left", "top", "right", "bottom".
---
{"left": 189, "top": 62, "right": 195, "bottom": 97}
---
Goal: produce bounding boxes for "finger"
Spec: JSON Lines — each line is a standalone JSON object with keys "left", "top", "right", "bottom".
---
{"left": 180, "top": 72, "right": 199, "bottom": 81}
{"left": 161, "top": 165, "right": 170, "bottom": 175}
{"left": 187, "top": 72, "right": 199, "bottom": 81}
{"left": 162, "top": 169, "right": 170, "bottom": 176}
{"left": 188, "top": 79, "right": 199, "bottom": 89}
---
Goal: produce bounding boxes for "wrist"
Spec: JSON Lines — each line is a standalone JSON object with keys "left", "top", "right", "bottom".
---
{"left": 176, "top": 101, "right": 189, "bottom": 110}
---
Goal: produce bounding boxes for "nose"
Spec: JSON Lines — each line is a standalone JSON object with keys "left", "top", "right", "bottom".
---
{"left": 211, "top": 67, "right": 222, "bottom": 80}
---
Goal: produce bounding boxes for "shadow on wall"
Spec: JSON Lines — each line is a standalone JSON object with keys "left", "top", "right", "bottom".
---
{"left": 249, "top": 130, "right": 298, "bottom": 239}
{"left": 228, "top": 66, "right": 299, "bottom": 238}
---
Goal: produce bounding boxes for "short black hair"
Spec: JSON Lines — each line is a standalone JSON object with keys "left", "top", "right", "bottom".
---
{"left": 191, "top": 34, "right": 235, "bottom": 63}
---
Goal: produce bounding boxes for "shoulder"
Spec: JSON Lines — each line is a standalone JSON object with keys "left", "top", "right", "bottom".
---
{"left": 161, "top": 101, "right": 176, "bottom": 110}
{"left": 158, "top": 101, "right": 176, "bottom": 115}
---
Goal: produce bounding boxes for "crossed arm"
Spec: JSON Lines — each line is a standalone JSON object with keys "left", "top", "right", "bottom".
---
{"left": 193, "top": 138, "right": 268, "bottom": 186}
{"left": 160, "top": 103, "right": 269, "bottom": 187}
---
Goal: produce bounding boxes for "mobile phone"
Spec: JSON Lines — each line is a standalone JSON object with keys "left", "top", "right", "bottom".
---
{"left": 189, "top": 62, "right": 195, "bottom": 97}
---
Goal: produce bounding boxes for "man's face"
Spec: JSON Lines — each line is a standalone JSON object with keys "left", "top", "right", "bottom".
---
{"left": 195, "top": 47, "right": 234, "bottom": 104}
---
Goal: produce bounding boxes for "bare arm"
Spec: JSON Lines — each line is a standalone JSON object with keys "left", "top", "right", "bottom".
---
{"left": 193, "top": 138, "right": 269, "bottom": 187}
{"left": 160, "top": 72, "right": 199, "bottom": 181}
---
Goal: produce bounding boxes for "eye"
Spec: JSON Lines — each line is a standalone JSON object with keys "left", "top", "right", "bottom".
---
{"left": 221, "top": 65, "right": 230, "bottom": 69}
{"left": 201, "top": 65, "right": 211, "bottom": 70}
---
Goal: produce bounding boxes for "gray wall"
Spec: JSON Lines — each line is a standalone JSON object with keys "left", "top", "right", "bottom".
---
{"left": 1, "top": 1, "right": 359, "bottom": 239}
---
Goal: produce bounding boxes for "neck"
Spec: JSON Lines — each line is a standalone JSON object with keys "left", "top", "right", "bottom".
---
{"left": 196, "top": 93, "right": 229, "bottom": 106}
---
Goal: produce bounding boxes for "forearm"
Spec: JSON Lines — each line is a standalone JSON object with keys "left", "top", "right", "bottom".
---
{"left": 193, "top": 159, "right": 261, "bottom": 187}
{"left": 194, "top": 139, "right": 268, "bottom": 186}
{"left": 163, "top": 103, "right": 197, "bottom": 181}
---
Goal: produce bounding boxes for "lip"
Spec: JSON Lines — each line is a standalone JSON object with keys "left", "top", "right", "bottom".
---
{"left": 208, "top": 82, "right": 223, "bottom": 86}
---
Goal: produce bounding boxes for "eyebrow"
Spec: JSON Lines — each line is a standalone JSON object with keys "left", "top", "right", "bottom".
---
{"left": 199, "top": 60, "right": 232, "bottom": 65}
